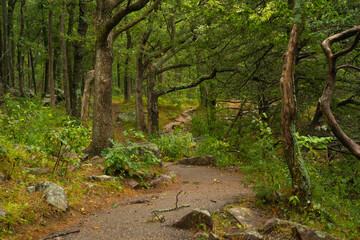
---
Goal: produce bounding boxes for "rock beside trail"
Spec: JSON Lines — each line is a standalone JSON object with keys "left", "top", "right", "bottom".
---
{"left": 0, "top": 173, "right": 5, "bottom": 180}
{"left": 228, "top": 207, "right": 265, "bottom": 229}
{"left": 263, "top": 218, "right": 342, "bottom": 240}
{"left": 137, "top": 142, "right": 162, "bottom": 159}
{"left": 88, "top": 175, "right": 117, "bottom": 182}
{"left": 224, "top": 228, "right": 264, "bottom": 240}
{"left": 116, "top": 111, "right": 136, "bottom": 122}
{"left": 178, "top": 155, "right": 216, "bottom": 166}
{"left": 128, "top": 179, "right": 141, "bottom": 189}
{"left": 149, "top": 174, "right": 173, "bottom": 187}
{"left": 0, "top": 206, "right": 7, "bottom": 218}
{"left": 173, "top": 208, "right": 213, "bottom": 230}
{"left": 36, "top": 181, "right": 68, "bottom": 211}
{"left": 21, "top": 167, "right": 50, "bottom": 175}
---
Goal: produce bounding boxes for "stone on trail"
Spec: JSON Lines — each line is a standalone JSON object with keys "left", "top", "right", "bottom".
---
{"left": 88, "top": 175, "right": 117, "bottom": 182}
{"left": 128, "top": 179, "right": 141, "bottom": 189}
{"left": 148, "top": 174, "right": 173, "bottom": 187}
{"left": 224, "top": 228, "right": 263, "bottom": 240}
{"left": 36, "top": 181, "right": 68, "bottom": 211}
{"left": 227, "top": 207, "right": 265, "bottom": 229}
{"left": 192, "top": 232, "right": 209, "bottom": 239}
{"left": 0, "top": 173, "right": 5, "bottom": 180}
{"left": 178, "top": 155, "right": 216, "bottom": 166}
{"left": 172, "top": 208, "right": 213, "bottom": 230}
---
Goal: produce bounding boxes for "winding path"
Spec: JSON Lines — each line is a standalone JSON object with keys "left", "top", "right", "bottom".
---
{"left": 59, "top": 163, "right": 251, "bottom": 240}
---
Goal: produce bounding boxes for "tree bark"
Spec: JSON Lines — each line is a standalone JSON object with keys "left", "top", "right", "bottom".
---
{"left": 81, "top": 70, "right": 95, "bottom": 122}
{"left": 29, "top": 50, "right": 36, "bottom": 94}
{"left": 8, "top": 0, "right": 16, "bottom": 88}
{"left": 280, "top": 23, "right": 310, "bottom": 200}
{"left": 60, "top": 1, "right": 71, "bottom": 114}
{"left": 72, "top": 1, "right": 88, "bottom": 118}
{"left": 147, "top": 71, "right": 159, "bottom": 134}
{"left": 17, "top": 0, "right": 25, "bottom": 96}
{"left": 135, "top": 47, "right": 147, "bottom": 132}
{"left": 320, "top": 26, "right": 360, "bottom": 159}
{"left": 48, "top": 9, "right": 55, "bottom": 107}
{"left": 124, "top": 29, "right": 132, "bottom": 102}
{"left": 2, "top": 0, "right": 9, "bottom": 91}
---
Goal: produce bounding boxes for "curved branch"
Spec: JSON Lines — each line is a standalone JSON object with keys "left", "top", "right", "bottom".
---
{"left": 320, "top": 26, "right": 360, "bottom": 159}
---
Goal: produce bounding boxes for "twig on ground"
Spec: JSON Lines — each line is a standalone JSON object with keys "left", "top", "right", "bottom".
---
{"left": 39, "top": 229, "right": 80, "bottom": 240}
{"left": 152, "top": 190, "right": 190, "bottom": 214}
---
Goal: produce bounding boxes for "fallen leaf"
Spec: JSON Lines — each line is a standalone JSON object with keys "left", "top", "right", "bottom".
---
{"left": 93, "top": 226, "right": 99, "bottom": 229}
{"left": 147, "top": 203, "right": 153, "bottom": 205}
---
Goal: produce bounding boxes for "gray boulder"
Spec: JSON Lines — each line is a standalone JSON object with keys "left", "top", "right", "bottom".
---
{"left": 36, "top": 181, "right": 68, "bottom": 211}
{"left": 264, "top": 218, "right": 343, "bottom": 240}
{"left": 0, "top": 206, "right": 7, "bottom": 218}
{"left": 227, "top": 207, "right": 265, "bottom": 229}
{"left": 27, "top": 186, "right": 36, "bottom": 194}
{"left": 149, "top": 174, "right": 173, "bottom": 187}
{"left": 178, "top": 155, "right": 216, "bottom": 166}
{"left": 224, "top": 228, "right": 264, "bottom": 240}
{"left": 208, "top": 232, "right": 220, "bottom": 240}
{"left": 128, "top": 179, "right": 141, "bottom": 189}
{"left": 138, "top": 142, "right": 162, "bottom": 159}
{"left": 116, "top": 111, "right": 136, "bottom": 122}
{"left": 173, "top": 208, "right": 213, "bottom": 230}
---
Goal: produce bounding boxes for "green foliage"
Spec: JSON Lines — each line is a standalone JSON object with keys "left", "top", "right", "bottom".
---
{"left": 295, "top": 133, "right": 332, "bottom": 157}
{"left": 102, "top": 138, "right": 160, "bottom": 182}
{"left": 239, "top": 119, "right": 290, "bottom": 203}
{"left": 195, "top": 135, "right": 234, "bottom": 167}
{"left": 152, "top": 130, "right": 195, "bottom": 161}
{"left": 44, "top": 118, "right": 90, "bottom": 176}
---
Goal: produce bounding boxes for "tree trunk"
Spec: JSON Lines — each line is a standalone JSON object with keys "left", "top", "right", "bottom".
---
{"left": 8, "top": 0, "right": 16, "bottom": 88}
{"left": 60, "top": 1, "right": 71, "bottom": 114}
{"left": 280, "top": 23, "right": 310, "bottom": 200}
{"left": 320, "top": 27, "right": 360, "bottom": 159}
{"left": 2, "top": 0, "right": 9, "bottom": 91}
{"left": 29, "top": 50, "right": 37, "bottom": 94}
{"left": 135, "top": 50, "right": 147, "bottom": 131}
{"left": 147, "top": 71, "right": 159, "bottom": 134}
{"left": 117, "top": 61, "right": 121, "bottom": 88}
{"left": 48, "top": 9, "right": 55, "bottom": 107}
{"left": 72, "top": 1, "right": 88, "bottom": 118}
{"left": 17, "top": 0, "right": 25, "bottom": 96}
{"left": 81, "top": 70, "right": 95, "bottom": 122}
{"left": 0, "top": 12, "right": 3, "bottom": 92}
{"left": 41, "top": 2, "right": 49, "bottom": 94}
{"left": 124, "top": 29, "right": 132, "bottom": 102}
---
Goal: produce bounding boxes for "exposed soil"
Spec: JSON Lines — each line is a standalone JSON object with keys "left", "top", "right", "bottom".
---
{"left": 54, "top": 164, "right": 252, "bottom": 240}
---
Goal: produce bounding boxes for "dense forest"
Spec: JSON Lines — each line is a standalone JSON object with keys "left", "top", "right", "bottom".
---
{"left": 0, "top": 0, "right": 359, "bottom": 239}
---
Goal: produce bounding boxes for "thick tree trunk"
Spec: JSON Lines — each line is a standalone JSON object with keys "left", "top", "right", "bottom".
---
{"left": 72, "top": 1, "right": 88, "bottom": 118}
{"left": 17, "top": 0, "right": 25, "bottom": 96}
{"left": 66, "top": 2, "right": 75, "bottom": 97}
{"left": 147, "top": 71, "right": 159, "bottom": 134}
{"left": 48, "top": 10, "right": 55, "bottom": 107}
{"left": 60, "top": 1, "right": 71, "bottom": 114}
{"left": 135, "top": 51, "right": 147, "bottom": 131}
{"left": 280, "top": 23, "right": 310, "bottom": 200}
{"left": 0, "top": 13, "right": 2, "bottom": 92}
{"left": 81, "top": 70, "right": 95, "bottom": 122}
{"left": 320, "top": 27, "right": 360, "bottom": 159}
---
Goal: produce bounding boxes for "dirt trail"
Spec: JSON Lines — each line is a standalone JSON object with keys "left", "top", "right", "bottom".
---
{"left": 58, "top": 164, "right": 251, "bottom": 240}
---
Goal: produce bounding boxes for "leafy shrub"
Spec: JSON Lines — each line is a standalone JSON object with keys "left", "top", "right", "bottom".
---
{"left": 44, "top": 118, "right": 90, "bottom": 175}
{"left": 195, "top": 135, "right": 235, "bottom": 167}
{"left": 102, "top": 139, "right": 160, "bottom": 181}
{"left": 152, "top": 130, "right": 195, "bottom": 160}
{"left": 239, "top": 119, "right": 290, "bottom": 202}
